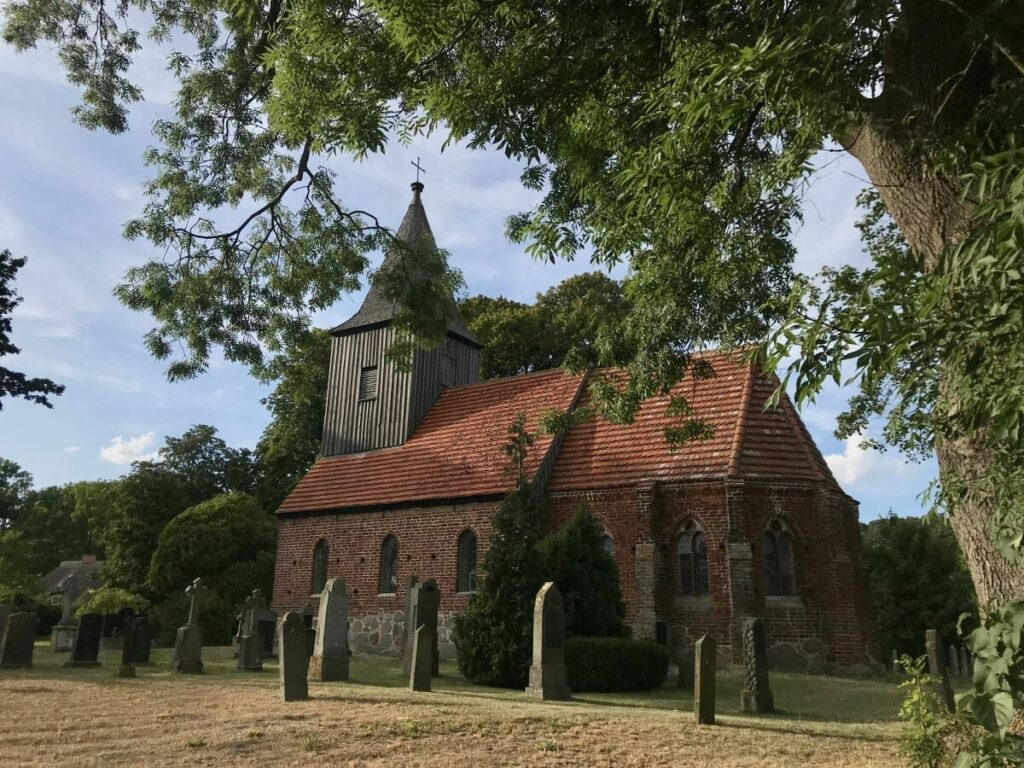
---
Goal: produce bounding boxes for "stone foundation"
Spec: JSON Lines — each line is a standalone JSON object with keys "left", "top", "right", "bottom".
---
{"left": 348, "top": 610, "right": 457, "bottom": 659}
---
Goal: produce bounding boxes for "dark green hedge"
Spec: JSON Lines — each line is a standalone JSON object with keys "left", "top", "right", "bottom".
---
{"left": 566, "top": 637, "right": 669, "bottom": 692}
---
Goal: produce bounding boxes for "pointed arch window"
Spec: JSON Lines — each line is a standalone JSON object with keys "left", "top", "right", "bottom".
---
{"left": 601, "top": 533, "right": 614, "bottom": 556}
{"left": 456, "top": 529, "right": 477, "bottom": 593}
{"left": 379, "top": 535, "right": 398, "bottom": 594}
{"left": 312, "top": 539, "right": 329, "bottom": 594}
{"left": 677, "top": 522, "right": 710, "bottom": 596}
{"left": 763, "top": 519, "right": 797, "bottom": 596}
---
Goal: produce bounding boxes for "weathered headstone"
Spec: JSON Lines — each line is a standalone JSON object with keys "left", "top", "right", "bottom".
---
{"left": 525, "top": 582, "right": 571, "bottom": 701}
{"left": 960, "top": 646, "right": 971, "bottom": 679}
{"left": 130, "top": 616, "right": 152, "bottom": 665}
{"left": 302, "top": 605, "right": 316, "bottom": 658}
{"left": 740, "top": 618, "right": 774, "bottom": 714}
{"left": 948, "top": 644, "right": 961, "bottom": 678}
{"left": 257, "top": 610, "right": 276, "bottom": 657}
{"left": 409, "top": 625, "right": 432, "bottom": 692}
{"left": 50, "top": 585, "right": 82, "bottom": 652}
{"left": 694, "top": 634, "right": 717, "bottom": 725}
{"left": 171, "top": 578, "right": 209, "bottom": 674}
{"left": 677, "top": 644, "right": 695, "bottom": 690}
{"left": 0, "top": 612, "right": 36, "bottom": 668}
{"left": 401, "top": 576, "right": 421, "bottom": 674}
{"left": 118, "top": 615, "right": 137, "bottom": 678}
{"left": 309, "top": 578, "right": 349, "bottom": 682}
{"left": 64, "top": 613, "right": 103, "bottom": 668}
{"left": 279, "top": 612, "right": 309, "bottom": 702}
{"left": 408, "top": 579, "right": 441, "bottom": 676}
{"left": 891, "top": 648, "right": 899, "bottom": 671}
{"left": 925, "top": 629, "right": 956, "bottom": 713}
{"left": 237, "top": 589, "right": 266, "bottom": 672}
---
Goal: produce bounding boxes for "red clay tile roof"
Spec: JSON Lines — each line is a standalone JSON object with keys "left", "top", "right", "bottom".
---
{"left": 546, "top": 353, "right": 839, "bottom": 492}
{"left": 278, "top": 369, "right": 586, "bottom": 514}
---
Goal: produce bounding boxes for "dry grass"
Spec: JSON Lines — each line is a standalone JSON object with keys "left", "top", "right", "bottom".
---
{"left": 0, "top": 644, "right": 902, "bottom": 767}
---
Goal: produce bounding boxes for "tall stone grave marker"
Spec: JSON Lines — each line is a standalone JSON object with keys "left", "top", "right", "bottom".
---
{"left": 960, "top": 646, "right": 971, "bottom": 679}
{"left": 525, "top": 582, "right": 571, "bottom": 701}
{"left": 237, "top": 589, "right": 265, "bottom": 672}
{"left": 948, "top": 644, "right": 961, "bottom": 678}
{"left": 401, "top": 576, "right": 421, "bottom": 674}
{"left": 50, "top": 583, "right": 82, "bottom": 652}
{"left": 64, "top": 613, "right": 103, "bottom": 668}
{"left": 0, "top": 612, "right": 37, "bottom": 668}
{"left": 130, "top": 616, "right": 153, "bottom": 665}
{"left": 409, "top": 625, "right": 432, "bottom": 692}
{"left": 310, "top": 578, "right": 349, "bottom": 682}
{"left": 925, "top": 629, "right": 956, "bottom": 713}
{"left": 171, "top": 578, "right": 209, "bottom": 674}
{"left": 740, "top": 618, "right": 774, "bottom": 714}
{"left": 118, "top": 615, "right": 137, "bottom": 678}
{"left": 694, "top": 634, "right": 717, "bottom": 725}
{"left": 279, "top": 612, "right": 309, "bottom": 702}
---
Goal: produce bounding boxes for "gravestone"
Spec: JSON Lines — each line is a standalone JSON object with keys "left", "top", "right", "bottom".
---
{"left": 257, "top": 610, "right": 277, "bottom": 657}
{"left": 959, "top": 646, "right": 971, "bottom": 679}
{"left": 891, "top": 648, "right": 899, "bottom": 671}
{"left": 948, "top": 644, "right": 961, "bottom": 678}
{"left": 740, "top": 618, "right": 774, "bottom": 714}
{"left": 925, "top": 629, "right": 956, "bottom": 713}
{"left": 408, "top": 580, "right": 441, "bottom": 676}
{"left": 677, "top": 643, "right": 695, "bottom": 690}
{"left": 50, "top": 587, "right": 80, "bottom": 652}
{"left": 401, "top": 576, "right": 421, "bottom": 674}
{"left": 302, "top": 605, "right": 316, "bottom": 658}
{"left": 279, "top": 612, "right": 309, "bottom": 702}
{"left": 237, "top": 589, "right": 266, "bottom": 672}
{"left": 694, "top": 634, "right": 716, "bottom": 725}
{"left": 171, "top": 578, "right": 209, "bottom": 674}
{"left": 64, "top": 613, "right": 103, "bottom": 668}
{"left": 130, "top": 616, "right": 153, "bottom": 665}
{"left": 0, "top": 612, "right": 37, "bottom": 668}
{"left": 309, "top": 578, "right": 349, "bottom": 682}
{"left": 409, "top": 625, "right": 432, "bottom": 692}
{"left": 525, "top": 582, "right": 571, "bottom": 701}
{"left": 118, "top": 615, "right": 137, "bottom": 678}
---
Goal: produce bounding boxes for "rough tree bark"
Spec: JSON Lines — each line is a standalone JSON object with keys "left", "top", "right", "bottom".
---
{"left": 842, "top": 0, "right": 1024, "bottom": 606}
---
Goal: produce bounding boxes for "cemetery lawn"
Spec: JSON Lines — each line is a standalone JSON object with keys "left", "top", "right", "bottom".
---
{"left": 0, "top": 644, "right": 914, "bottom": 767}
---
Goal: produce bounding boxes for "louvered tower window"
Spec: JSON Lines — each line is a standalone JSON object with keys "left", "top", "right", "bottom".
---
{"left": 358, "top": 365, "right": 379, "bottom": 401}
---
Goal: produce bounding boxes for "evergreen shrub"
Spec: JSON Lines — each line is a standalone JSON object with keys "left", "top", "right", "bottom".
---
{"left": 566, "top": 637, "right": 669, "bottom": 692}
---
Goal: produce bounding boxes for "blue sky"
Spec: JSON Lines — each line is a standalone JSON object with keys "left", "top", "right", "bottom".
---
{"left": 0, "top": 40, "right": 935, "bottom": 521}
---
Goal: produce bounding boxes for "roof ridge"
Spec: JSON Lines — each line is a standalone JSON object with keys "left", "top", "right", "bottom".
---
{"left": 727, "top": 360, "right": 755, "bottom": 477}
{"left": 442, "top": 366, "right": 580, "bottom": 392}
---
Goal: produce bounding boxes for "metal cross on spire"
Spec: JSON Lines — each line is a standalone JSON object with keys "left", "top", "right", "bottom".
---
{"left": 411, "top": 156, "right": 426, "bottom": 184}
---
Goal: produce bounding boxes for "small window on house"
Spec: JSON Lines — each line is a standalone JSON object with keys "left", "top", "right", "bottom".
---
{"left": 379, "top": 535, "right": 398, "bottom": 594}
{"left": 677, "top": 522, "right": 710, "bottom": 596}
{"left": 358, "top": 365, "right": 379, "bottom": 401}
{"left": 312, "top": 539, "right": 329, "bottom": 594}
{"left": 601, "top": 533, "right": 614, "bottom": 556}
{"left": 763, "top": 519, "right": 797, "bottom": 596}
{"left": 457, "top": 529, "right": 477, "bottom": 593}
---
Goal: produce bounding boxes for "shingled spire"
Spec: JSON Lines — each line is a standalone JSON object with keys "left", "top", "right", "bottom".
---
{"left": 331, "top": 182, "right": 477, "bottom": 344}
{"left": 320, "top": 181, "right": 482, "bottom": 457}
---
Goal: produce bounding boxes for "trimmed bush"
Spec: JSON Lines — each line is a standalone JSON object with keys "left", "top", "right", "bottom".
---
{"left": 566, "top": 637, "right": 669, "bottom": 692}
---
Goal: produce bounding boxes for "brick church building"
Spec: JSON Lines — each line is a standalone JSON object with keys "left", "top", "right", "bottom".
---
{"left": 271, "top": 182, "right": 877, "bottom": 674}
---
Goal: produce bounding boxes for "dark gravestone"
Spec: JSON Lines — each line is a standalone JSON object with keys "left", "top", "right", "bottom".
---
{"left": 948, "top": 644, "right": 961, "bottom": 678}
{"left": 401, "top": 575, "right": 420, "bottom": 671}
{"left": 309, "top": 578, "right": 349, "bottom": 682}
{"left": 525, "top": 582, "right": 571, "bottom": 700}
{"left": 694, "top": 634, "right": 717, "bottom": 725}
{"left": 740, "top": 618, "right": 774, "bottom": 714}
{"left": 171, "top": 578, "right": 209, "bottom": 674}
{"left": 408, "top": 580, "right": 441, "bottom": 676}
{"left": 257, "top": 610, "right": 277, "bottom": 657}
{"left": 130, "top": 616, "right": 153, "bottom": 665}
{"left": 960, "top": 646, "right": 971, "bottom": 679}
{"left": 302, "top": 606, "right": 316, "bottom": 658}
{"left": 279, "top": 612, "right": 309, "bottom": 702}
{"left": 237, "top": 590, "right": 266, "bottom": 672}
{"left": 409, "top": 625, "right": 432, "bottom": 692}
{"left": 677, "top": 644, "right": 695, "bottom": 690}
{"left": 118, "top": 616, "right": 137, "bottom": 678}
{"left": 65, "top": 613, "right": 103, "bottom": 668}
{"left": 0, "top": 612, "right": 37, "bottom": 668}
{"left": 925, "top": 629, "right": 956, "bottom": 713}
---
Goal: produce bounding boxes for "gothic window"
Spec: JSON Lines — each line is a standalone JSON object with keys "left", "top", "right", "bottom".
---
{"left": 763, "top": 519, "right": 797, "bottom": 596}
{"left": 601, "top": 533, "right": 614, "bottom": 556}
{"left": 677, "top": 522, "right": 710, "bottom": 596}
{"left": 379, "top": 535, "right": 398, "bottom": 594}
{"left": 358, "top": 365, "right": 379, "bottom": 401}
{"left": 312, "top": 539, "right": 329, "bottom": 594}
{"left": 456, "top": 529, "right": 477, "bottom": 593}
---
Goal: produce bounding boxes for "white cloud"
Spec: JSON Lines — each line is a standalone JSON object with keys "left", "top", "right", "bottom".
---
{"left": 824, "top": 432, "right": 914, "bottom": 488}
{"left": 63, "top": 444, "right": 80, "bottom": 453}
{"left": 99, "top": 432, "right": 159, "bottom": 465}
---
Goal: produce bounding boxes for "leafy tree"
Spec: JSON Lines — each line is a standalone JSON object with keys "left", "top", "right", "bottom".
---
{"left": 0, "top": 457, "right": 32, "bottom": 530}
{"left": 452, "top": 481, "right": 545, "bottom": 688}
{"left": 6, "top": 0, "right": 1024, "bottom": 606}
{"left": 254, "top": 328, "right": 331, "bottom": 511}
{"left": 460, "top": 272, "right": 627, "bottom": 378}
{"left": 0, "top": 249, "right": 63, "bottom": 409}
{"left": 538, "top": 506, "right": 626, "bottom": 638}
{"left": 157, "top": 424, "right": 257, "bottom": 504}
{"left": 862, "top": 514, "right": 977, "bottom": 663}
{"left": 147, "top": 493, "right": 275, "bottom": 643}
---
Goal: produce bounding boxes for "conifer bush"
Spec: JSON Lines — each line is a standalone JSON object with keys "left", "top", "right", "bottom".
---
{"left": 566, "top": 637, "right": 669, "bottom": 692}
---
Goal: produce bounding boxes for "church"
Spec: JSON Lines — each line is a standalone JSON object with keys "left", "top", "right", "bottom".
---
{"left": 271, "top": 181, "right": 878, "bottom": 674}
